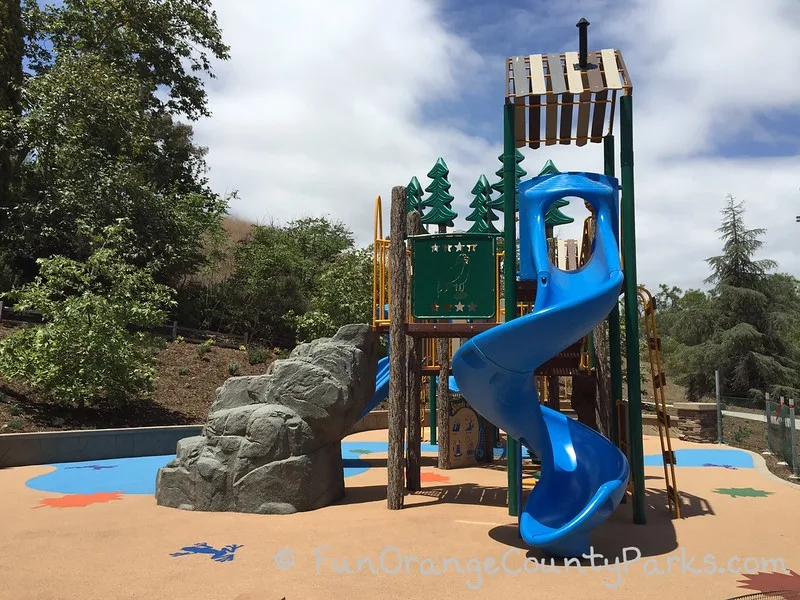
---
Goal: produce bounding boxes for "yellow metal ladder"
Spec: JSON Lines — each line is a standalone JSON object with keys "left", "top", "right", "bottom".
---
{"left": 638, "top": 286, "right": 682, "bottom": 518}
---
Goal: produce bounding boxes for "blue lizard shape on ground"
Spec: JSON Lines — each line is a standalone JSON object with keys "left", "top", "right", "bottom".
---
{"left": 170, "top": 542, "right": 243, "bottom": 563}
{"left": 702, "top": 462, "right": 738, "bottom": 470}
{"left": 64, "top": 465, "right": 117, "bottom": 471}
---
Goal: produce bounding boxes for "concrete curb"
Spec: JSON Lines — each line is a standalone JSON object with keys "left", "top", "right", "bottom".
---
{"left": 723, "top": 443, "right": 800, "bottom": 490}
{"left": 0, "top": 407, "right": 429, "bottom": 468}
{"left": 0, "top": 425, "right": 203, "bottom": 468}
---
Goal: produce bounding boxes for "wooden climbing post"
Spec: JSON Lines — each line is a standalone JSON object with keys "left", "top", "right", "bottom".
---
{"left": 405, "top": 210, "right": 423, "bottom": 491}
{"left": 387, "top": 185, "right": 407, "bottom": 510}
{"left": 434, "top": 213, "right": 451, "bottom": 469}
{"left": 436, "top": 338, "right": 451, "bottom": 469}
{"left": 548, "top": 376, "right": 560, "bottom": 411}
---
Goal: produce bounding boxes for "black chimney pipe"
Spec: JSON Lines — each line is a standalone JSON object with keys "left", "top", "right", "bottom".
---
{"left": 577, "top": 18, "right": 590, "bottom": 70}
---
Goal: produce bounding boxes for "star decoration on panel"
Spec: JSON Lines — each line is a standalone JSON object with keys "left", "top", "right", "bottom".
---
{"left": 446, "top": 242, "right": 479, "bottom": 253}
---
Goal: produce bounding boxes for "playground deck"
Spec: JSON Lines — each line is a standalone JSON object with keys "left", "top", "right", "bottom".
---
{"left": 1, "top": 432, "right": 798, "bottom": 600}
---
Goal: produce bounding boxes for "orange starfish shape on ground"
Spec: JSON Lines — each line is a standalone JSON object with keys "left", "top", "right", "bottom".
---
{"left": 401, "top": 469, "right": 451, "bottom": 484}
{"left": 737, "top": 570, "right": 800, "bottom": 598}
{"left": 33, "top": 491, "right": 124, "bottom": 509}
{"left": 420, "top": 471, "right": 450, "bottom": 484}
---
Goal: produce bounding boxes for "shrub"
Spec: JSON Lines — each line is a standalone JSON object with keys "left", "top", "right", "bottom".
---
{"left": 7, "top": 418, "right": 25, "bottom": 430}
{"left": 196, "top": 337, "right": 215, "bottom": 358}
{"left": 227, "top": 362, "right": 240, "bottom": 376}
{"left": 0, "top": 223, "right": 175, "bottom": 408}
{"left": 247, "top": 345, "right": 270, "bottom": 365}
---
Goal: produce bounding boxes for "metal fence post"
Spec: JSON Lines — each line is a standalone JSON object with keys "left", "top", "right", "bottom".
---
{"left": 778, "top": 396, "right": 788, "bottom": 466}
{"left": 0, "top": 300, "right": 4, "bottom": 323}
{"left": 172, "top": 320, "right": 178, "bottom": 341}
{"left": 764, "top": 392, "right": 772, "bottom": 455}
{"left": 789, "top": 398, "right": 799, "bottom": 479}
{"left": 715, "top": 370, "right": 722, "bottom": 444}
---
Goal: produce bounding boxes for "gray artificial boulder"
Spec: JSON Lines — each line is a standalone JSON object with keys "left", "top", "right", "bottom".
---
{"left": 155, "top": 324, "right": 377, "bottom": 514}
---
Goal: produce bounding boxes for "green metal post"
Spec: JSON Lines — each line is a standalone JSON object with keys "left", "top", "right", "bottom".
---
{"left": 429, "top": 375, "right": 437, "bottom": 445}
{"left": 604, "top": 134, "right": 622, "bottom": 447}
{"left": 620, "top": 94, "right": 646, "bottom": 525}
{"left": 503, "top": 102, "right": 521, "bottom": 518}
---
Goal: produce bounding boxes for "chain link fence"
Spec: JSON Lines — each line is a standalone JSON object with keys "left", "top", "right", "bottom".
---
{"left": 765, "top": 395, "right": 798, "bottom": 476}
{"left": 714, "top": 371, "right": 799, "bottom": 479}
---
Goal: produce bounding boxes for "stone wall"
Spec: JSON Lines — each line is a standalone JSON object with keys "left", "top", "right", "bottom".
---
{"left": 675, "top": 402, "right": 718, "bottom": 443}
{"left": 0, "top": 425, "right": 203, "bottom": 468}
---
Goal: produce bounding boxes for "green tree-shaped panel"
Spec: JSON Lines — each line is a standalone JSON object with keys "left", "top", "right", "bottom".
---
{"left": 489, "top": 149, "right": 526, "bottom": 212}
{"left": 465, "top": 174, "right": 500, "bottom": 234}
{"left": 406, "top": 176, "right": 423, "bottom": 214}
{"left": 420, "top": 157, "right": 457, "bottom": 228}
{"left": 538, "top": 160, "right": 574, "bottom": 227}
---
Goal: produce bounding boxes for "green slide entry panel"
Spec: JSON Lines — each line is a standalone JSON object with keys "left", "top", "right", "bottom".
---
{"left": 410, "top": 233, "right": 498, "bottom": 320}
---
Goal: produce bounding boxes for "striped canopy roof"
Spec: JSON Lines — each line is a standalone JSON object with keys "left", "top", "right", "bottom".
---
{"left": 506, "top": 50, "right": 632, "bottom": 148}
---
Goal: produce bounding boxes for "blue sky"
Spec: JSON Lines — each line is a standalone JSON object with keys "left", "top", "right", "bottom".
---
{"left": 190, "top": 0, "right": 800, "bottom": 291}
{"left": 434, "top": 0, "right": 800, "bottom": 159}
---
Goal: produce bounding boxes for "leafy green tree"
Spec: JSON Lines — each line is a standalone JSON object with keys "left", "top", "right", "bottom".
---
{"left": 183, "top": 216, "right": 358, "bottom": 348}
{"left": 25, "top": 0, "right": 228, "bottom": 118}
{"left": 293, "top": 246, "right": 373, "bottom": 342}
{"left": 420, "top": 157, "right": 457, "bottom": 232}
{"left": 0, "top": 222, "right": 176, "bottom": 408}
{"left": 0, "top": 0, "right": 24, "bottom": 214}
{"left": 664, "top": 195, "right": 800, "bottom": 402}
{"left": 489, "top": 149, "right": 526, "bottom": 213}
{"left": 465, "top": 175, "right": 500, "bottom": 234}
{"left": 284, "top": 216, "right": 355, "bottom": 290}
{"left": 2, "top": 0, "right": 230, "bottom": 291}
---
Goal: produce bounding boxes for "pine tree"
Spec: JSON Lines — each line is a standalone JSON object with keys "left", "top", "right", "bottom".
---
{"left": 489, "top": 149, "right": 526, "bottom": 212}
{"left": 465, "top": 175, "right": 500, "bottom": 234}
{"left": 668, "top": 195, "right": 799, "bottom": 402}
{"left": 420, "top": 157, "right": 457, "bottom": 231}
{"left": 705, "top": 196, "right": 776, "bottom": 289}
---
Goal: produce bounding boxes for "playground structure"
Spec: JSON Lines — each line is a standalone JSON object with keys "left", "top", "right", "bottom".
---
{"left": 368, "top": 19, "right": 683, "bottom": 555}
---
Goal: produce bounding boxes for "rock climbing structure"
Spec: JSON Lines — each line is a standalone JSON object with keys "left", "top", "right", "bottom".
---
{"left": 155, "top": 324, "right": 378, "bottom": 514}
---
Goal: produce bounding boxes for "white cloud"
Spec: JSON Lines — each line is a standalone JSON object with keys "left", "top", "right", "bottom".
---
{"left": 195, "top": 0, "right": 800, "bottom": 291}
{"left": 195, "top": 0, "right": 493, "bottom": 236}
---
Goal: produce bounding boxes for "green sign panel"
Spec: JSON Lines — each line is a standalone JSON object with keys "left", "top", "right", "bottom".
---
{"left": 410, "top": 233, "right": 498, "bottom": 320}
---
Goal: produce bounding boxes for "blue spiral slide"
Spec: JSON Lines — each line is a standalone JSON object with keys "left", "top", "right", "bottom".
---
{"left": 451, "top": 171, "right": 630, "bottom": 557}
